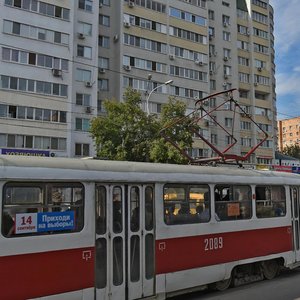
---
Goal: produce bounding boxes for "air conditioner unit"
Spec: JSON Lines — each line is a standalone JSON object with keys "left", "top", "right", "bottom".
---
{"left": 99, "top": 3, "right": 103, "bottom": 8}
{"left": 224, "top": 74, "right": 228, "bottom": 79}
{"left": 195, "top": 59, "right": 203, "bottom": 66}
{"left": 223, "top": 22, "right": 228, "bottom": 27}
{"left": 78, "top": 33, "right": 85, "bottom": 39}
{"left": 254, "top": 82, "right": 258, "bottom": 86}
{"left": 246, "top": 29, "right": 251, "bottom": 36}
{"left": 209, "top": 70, "right": 214, "bottom": 75}
{"left": 128, "top": 1, "right": 134, "bottom": 7}
{"left": 257, "top": 67, "right": 262, "bottom": 72}
{"left": 223, "top": 56, "right": 228, "bottom": 61}
{"left": 123, "top": 65, "right": 131, "bottom": 71}
{"left": 223, "top": 82, "right": 227, "bottom": 87}
{"left": 169, "top": 54, "right": 175, "bottom": 60}
{"left": 85, "top": 81, "right": 93, "bottom": 87}
{"left": 85, "top": 106, "right": 92, "bottom": 114}
{"left": 113, "top": 34, "right": 119, "bottom": 42}
{"left": 209, "top": 34, "right": 214, "bottom": 40}
{"left": 124, "top": 21, "right": 131, "bottom": 28}
{"left": 99, "top": 68, "right": 106, "bottom": 74}
{"left": 52, "top": 68, "right": 62, "bottom": 77}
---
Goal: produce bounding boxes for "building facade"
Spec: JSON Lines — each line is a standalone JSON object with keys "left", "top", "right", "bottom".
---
{"left": 278, "top": 117, "right": 300, "bottom": 152}
{"left": 0, "top": 0, "right": 98, "bottom": 157}
{"left": 0, "top": 0, "right": 276, "bottom": 161}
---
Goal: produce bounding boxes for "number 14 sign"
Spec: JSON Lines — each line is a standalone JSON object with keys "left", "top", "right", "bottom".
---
{"left": 15, "top": 213, "right": 38, "bottom": 234}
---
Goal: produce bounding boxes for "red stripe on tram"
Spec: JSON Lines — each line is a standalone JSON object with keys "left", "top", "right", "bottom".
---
{"left": 156, "top": 226, "right": 293, "bottom": 274}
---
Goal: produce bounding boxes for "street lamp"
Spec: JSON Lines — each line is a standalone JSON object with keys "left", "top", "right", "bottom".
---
{"left": 146, "top": 79, "right": 173, "bottom": 115}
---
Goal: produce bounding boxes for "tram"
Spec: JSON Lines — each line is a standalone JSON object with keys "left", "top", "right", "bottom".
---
{"left": 1, "top": 155, "right": 300, "bottom": 300}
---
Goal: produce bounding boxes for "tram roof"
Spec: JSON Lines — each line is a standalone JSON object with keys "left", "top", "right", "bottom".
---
{"left": 0, "top": 155, "right": 299, "bottom": 180}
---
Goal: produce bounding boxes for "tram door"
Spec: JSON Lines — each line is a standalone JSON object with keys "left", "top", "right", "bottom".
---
{"left": 290, "top": 187, "right": 300, "bottom": 261}
{"left": 95, "top": 184, "right": 155, "bottom": 300}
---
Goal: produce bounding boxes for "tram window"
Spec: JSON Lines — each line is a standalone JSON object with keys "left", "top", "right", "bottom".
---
{"left": 145, "top": 186, "right": 154, "bottom": 231}
{"left": 2, "top": 182, "right": 84, "bottom": 237}
{"left": 113, "top": 236, "right": 123, "bottom": 286}
{"left": 163, "top": 184, "right": 210, "bottom": 225}
{"left": 130, "top": 186, "right": 140, "bottom": 232}
{"left": 214, "top": 185, "right": 252, "bottom": 221}
{"left": 255, "top": 185, "right": 286, "bottom": 218}
{"left": 113, "top": 187, "right": 123, "bottom": 233}
{"left": 96, "top": 238, "right": 107, "bottom": 289}
{"left": 96, "top": 186, "right": 106, "bottom": 235}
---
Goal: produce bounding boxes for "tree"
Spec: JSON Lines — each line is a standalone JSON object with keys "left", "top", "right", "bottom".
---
{"left": 150, "top": 97, "right": 195, "bottom": 164}
{"left": 90, "top": 88, "right": 158, "bottom": 162}
{"left": 90, "top": 88, "right": 196, "bottom": 164}
{"left": 282, "top": 144, "right": 300, "bottom": 159}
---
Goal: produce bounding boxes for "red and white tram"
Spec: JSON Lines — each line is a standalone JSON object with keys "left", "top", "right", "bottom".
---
{"left": 1, "top": 155, "right": 300, "bottom": 300}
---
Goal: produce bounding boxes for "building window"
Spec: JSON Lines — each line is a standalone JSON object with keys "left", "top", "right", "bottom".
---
{"left": 77, "top": 45, "right": 92, "bottom": 59}
{"left": 78, "top": 22, "right": 92, "bottom": 36}
{"left": 3, "top": 20, "right": 69, "bottom": 46}
{"left": 75, "top": 118, "right": 90, "bottom": 131}
{"left": 98, "top": 57, "right": 109, "bottom": 69}
{"left": 76, "top": 93, "right": 91, "bottom": 106}
{"left": 100, "top": 0, "right": 110, "bottom": 6}
{"left": 98, "top": 79, "right": 109, "bottom": 91}
{"left": 75, "top": 143, "right": 90, "bottom": 156}
{"left": 98, "top": 35, "right": 110, "bottom": 48}
{"left": 79, "top": 0, "right": 93, "bottom": 12}
{"left": 99, "top": 14, "right": 110, "bottom": 27}
{"left": 223, "top": 31, "right": 231, "bottom": 41}
{"left": 75, "top": 69, "right": 92, "bottom": 82}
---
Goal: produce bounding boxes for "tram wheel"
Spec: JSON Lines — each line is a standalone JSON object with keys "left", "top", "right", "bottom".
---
{"left": 261, "top": 260, "right": 279, "bottom": 280}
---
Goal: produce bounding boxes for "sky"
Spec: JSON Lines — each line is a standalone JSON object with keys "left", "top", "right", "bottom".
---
{"left": 269, "top": 0, "right": 300, "bottom": 120}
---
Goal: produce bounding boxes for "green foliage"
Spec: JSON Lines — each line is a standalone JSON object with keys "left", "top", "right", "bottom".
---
{"left": 282, "top": 144, "right": 300, "bottom": 159}
{"left": 90, "top": 88, "right": 196, "bottom": 164}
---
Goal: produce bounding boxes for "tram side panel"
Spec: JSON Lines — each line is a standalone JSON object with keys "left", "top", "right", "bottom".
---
{"left": 154, "top": 183, "right": 295, "bottom": 295}
{"left": 0, "top": 181, "right": 95, "bottom": 300}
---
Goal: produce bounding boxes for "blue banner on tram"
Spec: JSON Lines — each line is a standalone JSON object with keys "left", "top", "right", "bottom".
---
{"left": 15, "top": 211, "right": 75, "bottom": 234}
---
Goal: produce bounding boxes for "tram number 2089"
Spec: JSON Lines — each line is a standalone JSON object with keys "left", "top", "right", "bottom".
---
{"left": 204, "top": 237, "right": 223, "bottom": 251}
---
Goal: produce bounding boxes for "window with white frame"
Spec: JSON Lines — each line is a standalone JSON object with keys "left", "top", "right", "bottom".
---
{"left": 240, "top": 121, "right": 251, "bottom": 130}
{"left": 223, "top": 31, "right": 231, "bottom": 41}
{"left": 77, "top": 45, "right": 92, "bottom": 59}
{"left": 75, "top": 118, "right": 90, "bottom": 131}
{"left": 99, "top": 14, "right": 110, "bottom": 27}
{"left": 98, "top": 79, "right": 109, "bottom": 91}
{"left": 239, "top": 72, "right": 250, "bottom": 83}
{"left": 98, "top": 35, "right": 110, "bottom": 48}
{"left": 3, "top": 20, "right": 69, "bottom": 45}
{"left": 75, "top": 69, "right": 92, "bottom": 82}
{"left": 98, "top": 57, "right": 109, "bottom": 69}
{"left": 79, "top": 0, "right": 93, "bottom": 12}
{"left": 76, "top": 93, "right": 91, "bottom": 106}
{"left": 238, "top": 56, "right": 249, "bottom": 66}
{"left": 225, "top": 117, "right": 233, "bottom": 127}
{"left": 241, "top": 137, "right": 252, "bottom": 147}
{"left": 237, "top": 40, "right": 249, "bottom": 51}
{"left": 100, "top": 0, "right": 110, "bottom": 6}
{"left": 78, "top": 22, "right": 92, "bottom": 36}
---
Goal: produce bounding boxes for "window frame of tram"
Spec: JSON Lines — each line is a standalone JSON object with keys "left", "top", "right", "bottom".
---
{"left": 214, "top": 184, "right": 252, "bottom": 221}
{"left": 1, "top": 182, "right": 84, "bottom": 238}
{"left": 163, "top": 184, "right": 211, "bottom": 225}
{"left": 255, "top": 185, "right": 286, "bottom": 218}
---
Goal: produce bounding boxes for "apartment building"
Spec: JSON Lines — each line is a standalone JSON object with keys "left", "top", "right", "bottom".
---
{"left": 99, "top": 0, "right": 276, "bottom": 163}
{"left": 278, "top": 117, "right": 300, "bottom": 152}
{"left": 0, "top": 0, "right": 99, "bottom": 157}
{"left": 0, "top": 0, "right": 276, "bottom": 162}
